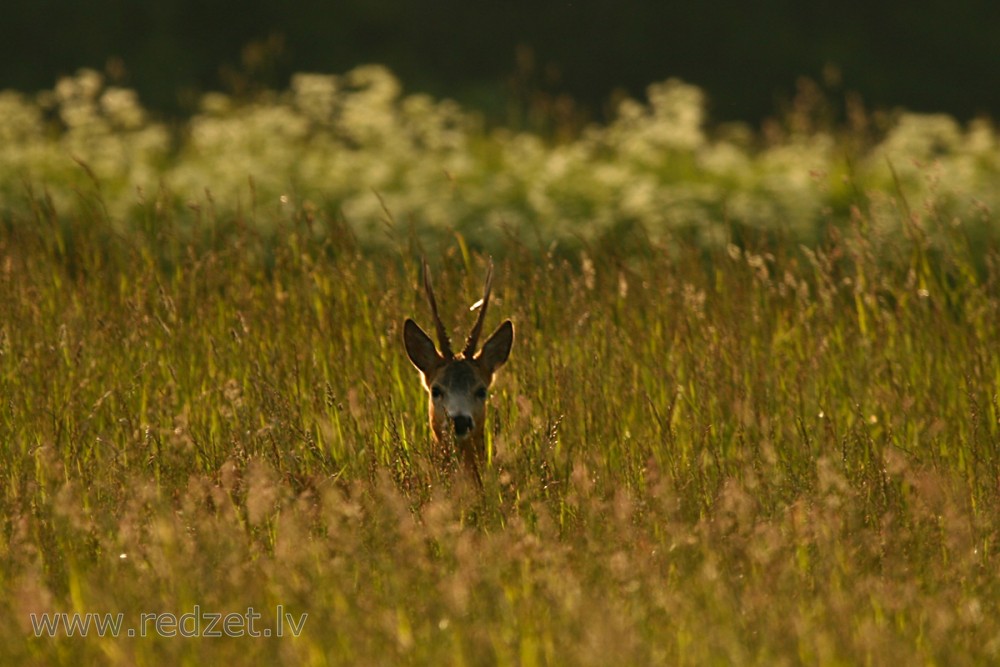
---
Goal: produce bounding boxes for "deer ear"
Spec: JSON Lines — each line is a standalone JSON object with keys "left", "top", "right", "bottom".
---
{"left": 403, "top": 319, "right": 443, "bottom": 376}
{"left": 475, "top": 320, "right": 513, "bottom": 376}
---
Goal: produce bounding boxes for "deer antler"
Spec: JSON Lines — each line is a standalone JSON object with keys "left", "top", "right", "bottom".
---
{"left": 422, "top": 259, "right": 454, "bottom": 359}
{"left": 462, "top": 259, "right": 494, "bottom": 358}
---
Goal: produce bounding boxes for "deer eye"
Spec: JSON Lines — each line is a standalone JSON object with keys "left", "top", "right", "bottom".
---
{"left": 474, "top": 387, "right": 487, "bottom": 400}
{"left": 431, "top": 386, "right": 444, "bottom": 399}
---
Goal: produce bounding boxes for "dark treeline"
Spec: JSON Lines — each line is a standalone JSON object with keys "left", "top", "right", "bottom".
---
{"left": 3, "top": 0, "right": 997, "bottom": 124}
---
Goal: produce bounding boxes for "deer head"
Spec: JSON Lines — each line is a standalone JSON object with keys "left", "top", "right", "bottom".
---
{"left": 403, "top": 259, "right": 513, "bottom": 481}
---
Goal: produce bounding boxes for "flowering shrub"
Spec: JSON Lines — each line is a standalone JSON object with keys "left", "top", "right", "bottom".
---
{"left": 1, "top": 66, "right": 997, "bottom": 248}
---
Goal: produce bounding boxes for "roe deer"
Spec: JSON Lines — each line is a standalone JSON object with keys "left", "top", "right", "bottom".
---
{"left": 403, "top": 260, "right": 513, "bottom": 484}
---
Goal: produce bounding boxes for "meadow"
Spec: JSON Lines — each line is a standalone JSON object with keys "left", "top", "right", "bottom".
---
{"left": 1, "top": 67, "right": 1000, "bottom": 665}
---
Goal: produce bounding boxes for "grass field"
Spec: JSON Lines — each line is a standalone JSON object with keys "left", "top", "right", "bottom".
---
{"left": 2, "top": 68, "right": 1000, "bottom": 665}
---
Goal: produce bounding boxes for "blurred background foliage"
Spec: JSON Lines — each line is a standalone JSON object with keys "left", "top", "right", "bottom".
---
{"left": 2, "top": 0, "right": 998, "bottom": 257}
{"left": 2, "top": 64, "right": 998, "bottom": 255}
{"left": 2, "top": 0, "right": 997, "bottom": 126}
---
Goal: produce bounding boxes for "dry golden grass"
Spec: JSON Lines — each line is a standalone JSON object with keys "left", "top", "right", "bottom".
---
{"left": 1, "top": 192, "right": 999, "bottom": 665}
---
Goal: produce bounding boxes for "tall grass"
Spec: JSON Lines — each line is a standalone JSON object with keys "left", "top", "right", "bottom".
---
{"left": 1, "top": 177, "right": 999, "bottom": 664}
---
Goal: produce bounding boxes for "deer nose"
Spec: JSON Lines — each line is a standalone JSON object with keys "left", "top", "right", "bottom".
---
{"left": 452, "top": 415, "right": 473, "bottom": 437}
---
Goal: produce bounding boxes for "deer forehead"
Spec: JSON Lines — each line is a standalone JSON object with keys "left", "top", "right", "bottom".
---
{"left": 426, "top": 359, "right": 487, "bottom": 392}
